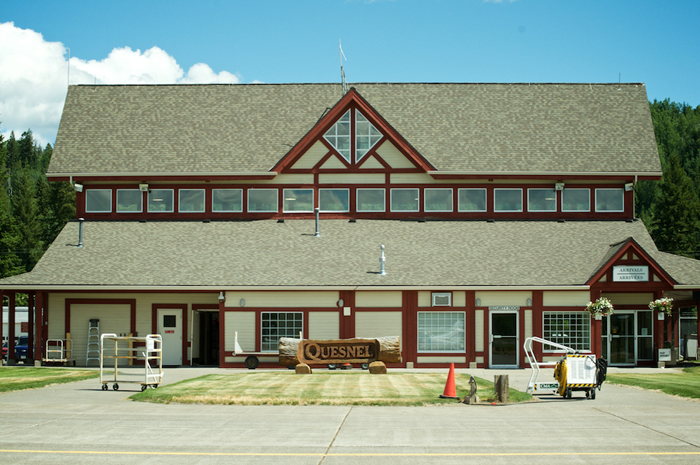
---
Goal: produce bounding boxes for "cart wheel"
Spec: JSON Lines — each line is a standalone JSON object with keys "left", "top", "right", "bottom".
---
{"left": 141, "top": 385, "right": 147, "bottom": 392}
{"left": 244, "top": 355, "right": 259, "bottom": 370}
{"left": 113, "top": 383, "right": 119, "bottom": 391}
{"left": 361, "top": 363, "right": 369, "bottom": 370}
{"left": 153, "top": 384, "right": 158, "bottom": 389}
{"left": 586, "top": 390, "right": 590, "bottom": 398}
{"left": 327, "top": 364, "right": 337, "bottom": 370}
{"left": 102, "top": 384, "right": 108, "bottom": 391}
{"left": 565, "top": 387, "right": 572, "bottom": 398}
{"left": 591, "top": 389, "right": 596, "bottom": 400}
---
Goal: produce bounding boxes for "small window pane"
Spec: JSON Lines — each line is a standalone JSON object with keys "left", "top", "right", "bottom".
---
{"left": 528, "top": 188, "right": 556, "bottom": 212}
{"left": 458, "top": 189, "right": 486, "bottom": 212}
{"left": 596, "top": 188, "right": 624, "bottom": 212}
{"left": 357, "top": 189, "right": 385, "bottom": 212}
{"left": 424, "top": 189, "right": 453, "bottom": 212}
{"left": 562, "top": 189, "right": 590, "bottom": 212}
{"left": 179, "top": 189, "right": 205, "bottom": 212}
{"left": 148, "top": 189, "right": 174, "bottom": 212}
{"left": 163, "top": 315, "right": 177, "bottom": 328}
{"left": 248, "top": 189, "right": 278, "bottom": 213}
{"left": 391, "top": 188, "right": 419, "bottom": 212}
{"left": 283, "top": 189, "right": 314, "bottom": 213}
{"left": 418, "top": 312, "right": 465, "bottom": 352}
{"left": 85, "top": 189, "right": 112, "bottom": 213}
{"left": 117, "top": 189, "right": 142, "bottom": 213}
{"left": 212, "top": 189, "right": 242, "bottom": 212}
{"left": 494, "top": 189, "right": 522, "bottom": 212}
{"left": 542, "top": 312, "right": 590, "bottom": 352}
{"left": 355, "top": 110, "right": 382, "bottom": 163}
{"left": 324, "top": 110, "right": 351, "bottom": 162}
{"left": 261, "top": 312, "right": 303, "bottom": 352}
{"left": 319, "top": 189, "right": 349, "bottom": 212}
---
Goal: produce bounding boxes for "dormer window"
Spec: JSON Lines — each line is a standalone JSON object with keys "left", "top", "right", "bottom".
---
{"left": 323, "top": 109, "right": 382, "bottom": 164}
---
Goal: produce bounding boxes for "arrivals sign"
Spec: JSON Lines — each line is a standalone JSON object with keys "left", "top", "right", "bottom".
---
{"left": 612, "top": 265, "right": 648, "bottom": 282}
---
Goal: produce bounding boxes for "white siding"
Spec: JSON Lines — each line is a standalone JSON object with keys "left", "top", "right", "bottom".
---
{"left": 355, "top": 311, "right": 402, "bottom": 343}
{"left": 375, "top": 140, "right": 415, "bottom": 168}
{"left": 224, "top": 311, "right": 255, "bottom": 352}
{"left": 543, "top": 291, "right": 590, "bottom": 306}
{"left": 72, "top": 303, "right": 131, "bottom": 367}
{"left": 319, "top": 173, "right": 385, "bottom": 184}
{"left": 290, "top": 141, "right": 328, "bottom": 169}
{"left": 417, "top": 356, "right": 466, "bottom": 364}
{"left": 309, "top": 312, "right": 339, "bottom": 340}
{"left": 475, "top": 310, "right": 484, "bottom": 352}
{"left": 224, "top": 291, "right": 339, "bottom": 308}
{"left": 355, "top": 291, "right": 402, "bottom": 308}
{"left": 475, "top": 291, "right": 532, "bottom": 307}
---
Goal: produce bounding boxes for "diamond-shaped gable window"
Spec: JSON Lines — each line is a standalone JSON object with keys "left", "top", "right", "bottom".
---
{"left": 355, "top": 111, "right": 382, "bottom": 163}
{"left": 324, "top": 110, "right": 351, "bottom": 162}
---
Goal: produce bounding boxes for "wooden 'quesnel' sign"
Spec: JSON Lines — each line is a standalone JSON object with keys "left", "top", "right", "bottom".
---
{"left": 279, "top": 336, "right": 401, "bottom": 366}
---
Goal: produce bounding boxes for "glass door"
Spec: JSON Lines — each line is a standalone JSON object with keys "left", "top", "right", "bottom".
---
{"left": 490, "top": 312, "right": 518, "bottom": 367}
{"left": 607, "top": 311, "right": 635, "bottom": 366}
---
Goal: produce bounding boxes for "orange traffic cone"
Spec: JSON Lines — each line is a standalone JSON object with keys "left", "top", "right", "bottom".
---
{"left": 439, "top": 363, "right": 459, "bottom": 399}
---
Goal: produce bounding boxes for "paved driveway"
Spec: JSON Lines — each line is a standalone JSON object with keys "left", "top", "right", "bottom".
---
{"left": 1, "top": 367, "right": 699, "bottom": 464}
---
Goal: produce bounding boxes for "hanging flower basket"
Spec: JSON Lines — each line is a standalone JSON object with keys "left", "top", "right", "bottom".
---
{"left": 586, "top": 297, "right": 614, "bottom": 318}
{"left": 649, "top": 297, "right": 673, "bottom": 316}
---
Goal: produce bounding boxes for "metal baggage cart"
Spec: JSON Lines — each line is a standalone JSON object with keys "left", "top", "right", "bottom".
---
{"left": 99, "top": 333, "right": 163, "bottom": 391}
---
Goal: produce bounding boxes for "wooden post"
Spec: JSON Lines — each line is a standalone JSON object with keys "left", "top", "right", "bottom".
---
{"left": 494, "top": 374, "right": 509, "bottom": 403}
{"left": 8, "top": 292, "right": 16, "bottom": 365}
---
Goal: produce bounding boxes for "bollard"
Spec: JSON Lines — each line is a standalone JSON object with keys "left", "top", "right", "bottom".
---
{"left": 494, "top": 375, "right": 509, "bottom": 403}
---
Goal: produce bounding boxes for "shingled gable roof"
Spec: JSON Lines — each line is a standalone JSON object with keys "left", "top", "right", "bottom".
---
{"left": 586, "top": 237, "right": 676, "bottom": 285}
{"left": 48, "top": 83, "right": 662, "bottom": 178}
{"left": 3, "top": 219, "right": 700, "bottom": 290}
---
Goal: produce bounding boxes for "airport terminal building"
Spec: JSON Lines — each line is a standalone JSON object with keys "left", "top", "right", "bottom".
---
{"left": 2, "top": 82, "right": 699, "bottom": 368}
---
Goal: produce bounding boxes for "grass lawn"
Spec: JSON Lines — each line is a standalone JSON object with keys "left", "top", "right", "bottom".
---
{"left": 131, "top": 372, "right": 532, "bottom": 406}
{"left": 0, "top": 366, "right": 99, "bottom": 393}
{"left": 606, "top": 366, "right": 700, "bottom": 399}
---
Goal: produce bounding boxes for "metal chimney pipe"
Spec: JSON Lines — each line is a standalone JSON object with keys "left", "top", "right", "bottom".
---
{"left": 314, "top": 208, "right": 320, "bottom": 237}
{"left": 77, "top": 218, "right": 84, "bottom": 248}
{"left": 379, "top": 244, "right": 386, "bottom": 276}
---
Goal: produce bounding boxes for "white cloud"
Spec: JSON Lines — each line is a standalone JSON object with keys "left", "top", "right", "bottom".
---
{"left": 0, "top": 22, "right": 242, "bottom": 146}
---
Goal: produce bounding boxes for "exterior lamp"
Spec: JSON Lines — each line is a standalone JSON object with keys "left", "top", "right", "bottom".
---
{"left": 555, "top": 183, "right": 565, "bottom": 191}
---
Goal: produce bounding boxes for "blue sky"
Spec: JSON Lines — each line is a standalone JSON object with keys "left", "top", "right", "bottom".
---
{"left": 1, "top": 0, "right": 699, "bottom": 146}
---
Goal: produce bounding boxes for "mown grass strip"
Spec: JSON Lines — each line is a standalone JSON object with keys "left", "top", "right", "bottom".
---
{"left": 0, "top": 366, "right": 99, "bottom": 393}
{"left": 131, "top": 372, "right": 532, "bottom": 406}
{"left": 606, "top": 366, "right": 700, "bottom": 399}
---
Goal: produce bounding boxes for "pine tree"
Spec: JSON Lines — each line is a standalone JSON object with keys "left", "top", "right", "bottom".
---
{"left": 10, "top": 168, "right": 43, "bottom": 271}
{"left": 0, "top": 133, "right": 24, "bottom": 278}
{"left": 651, "top": 151, "right": 700, "bottom": 257}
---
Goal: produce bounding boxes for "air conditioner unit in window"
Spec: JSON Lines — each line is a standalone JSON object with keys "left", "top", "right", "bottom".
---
{"left": 432, "top": 293, "right": 452, "bottom": 307}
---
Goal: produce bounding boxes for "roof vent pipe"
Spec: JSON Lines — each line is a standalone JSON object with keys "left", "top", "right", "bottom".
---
{"left": 77, "top": 218, "right": 84, "bottom": 248}
{"left": 314, "top": 208, "right": 321, "bottom": 237}
{"left": 379, "top": 244, "right": 386, "bottom": 276}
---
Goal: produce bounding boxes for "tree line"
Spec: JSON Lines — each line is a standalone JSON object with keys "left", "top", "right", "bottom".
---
{"left": 0, "top": 99, "right": 699, "bottom": 285}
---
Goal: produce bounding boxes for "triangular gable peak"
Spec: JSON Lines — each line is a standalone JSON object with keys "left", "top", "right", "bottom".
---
{"left": 587, "top": 237, "right": 676, "bottom": 289}
{"left": 273, "top": 88, "right": 434, "bottom": 174}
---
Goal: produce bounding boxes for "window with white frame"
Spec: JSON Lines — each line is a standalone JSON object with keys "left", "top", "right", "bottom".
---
{"left": 248, "top": 189, "right": 278, "bottom": 213}
{"left": 458, "top": 188, "right": 487, "bottom": 212}
{"left": 283, "top": 189, "right": 314, "bottom": 213}
{"left": 261, "top": 312, "right": 303, "bottom": 352}
{"left": 527, "top": 188, "right": 556, "bottom": 212}
{"left": 494, "top": 188, "right": 522, "bottom": 212}
{"left": 595, "top": 188, "right": 624, "bottom": 212}
{"left": 418, "top": 311, "right": 465, "bottom": 352}
{"left": 562, "top": 188, "right": 590, "bottom": 212}
{"left": 424, "top": 188, "right": 453, "bottom": 212}
{"left": 432, "top": 293, "right": 452, "bottom": 306}
{"left": 357, "top": 188, "right": 385, "bottom": 212}
{"left": 355, "top": 111, "right": 382, "bottom": 163}
{"left": 148, "top": 189, "right": 174, "bottom": 212}
{"left": 179, "top": 189, "right": 205, "bottom": 212}
{"left": 319, "top": 188, "right": 349, "bottom": 212}
{"left": 542, "top": 312, "right": 590, "bottom": 352}
{"left": 116, "top": 189, "right": 142, "bottom": 213}
{"left": 212, "top": 189, "right": 243, "bottom": 212}
{"left": 85, "top": 189, "right": 112, "bottom": 213}
{"left": 324, "top": 110, "right": 351, "bottom": 162}
{"left": 391, "top": 188, "right": 419, "bottom": 212}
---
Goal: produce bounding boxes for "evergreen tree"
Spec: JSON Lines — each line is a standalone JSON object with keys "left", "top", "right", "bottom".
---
{"left": 0, "top": 132, "right": 24, "bottom": 277}
{"left": 651, "top": 151, "right": 700, "bottom": 257}
{"left": 10, "top": 168, "right": 43, "bottom": 271}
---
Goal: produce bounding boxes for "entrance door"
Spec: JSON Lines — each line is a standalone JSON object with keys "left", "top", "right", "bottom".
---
{"left": 607, "top": 311, "right": 635, "bottom": 366}
{"left": 198, "top": 311, "right": 219, "bottom": 366}
{"left": 158, "top": 309, "right": 182, "bottom": 366}
{"left": 490, "top": 312, "right": 518, "bottom": 367}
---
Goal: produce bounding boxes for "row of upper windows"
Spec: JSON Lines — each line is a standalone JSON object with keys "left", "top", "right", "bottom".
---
{"left": 84, "top": 187, "right": 625, "bottom": 214}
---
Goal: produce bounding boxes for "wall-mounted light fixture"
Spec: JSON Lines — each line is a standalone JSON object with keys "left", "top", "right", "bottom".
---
{"left": 624, "top": 183, "right": 634, "bottom": 192}
{"left": 555, "top": 183, "right": 565, "bottom": 191}
{"left": 139, "top": 183, "right": 149, "bottom": 192}
{"left": 239, "top": 299, "right": 245, "bottom": 307}
{"left": 337, "top": 299, "right": 344, "bottom": 308}
{"left": 218, "top": 291, "right": 225, "bottom": 303}
{"left": 73, "top": 183, "right": 83, "bottom": 193}
{"left": 475, "top": 298, "right": 482, "bottom": 306}
{"left": 526, "top": 298, "right": 532, "bottom": 306}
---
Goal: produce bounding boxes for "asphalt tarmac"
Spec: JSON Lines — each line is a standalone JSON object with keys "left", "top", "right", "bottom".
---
{"left": 1, "top": 366, "right": 699, "bottom": 464}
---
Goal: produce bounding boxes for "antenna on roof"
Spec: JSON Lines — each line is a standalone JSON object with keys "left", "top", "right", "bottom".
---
{"left": 618, "top": 73, "right": 621, "bottom": 90}
{"left": 339, "top": 39, "right": 348, "bottom": 95}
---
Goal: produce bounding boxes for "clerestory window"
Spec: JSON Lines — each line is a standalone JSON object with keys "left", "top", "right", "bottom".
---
{"left": 323, "top": 109, "right": 382, "bottom": 164}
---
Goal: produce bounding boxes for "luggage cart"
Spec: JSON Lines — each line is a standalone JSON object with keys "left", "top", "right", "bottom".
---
{"left": 43, "top": 339, "right": 76, "bottom": 366}
{"left": 524, "top": 337, "right": 604, "bottom": 399}
{"left": 99, "top": 333, "right": 163, "bottom": 391}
